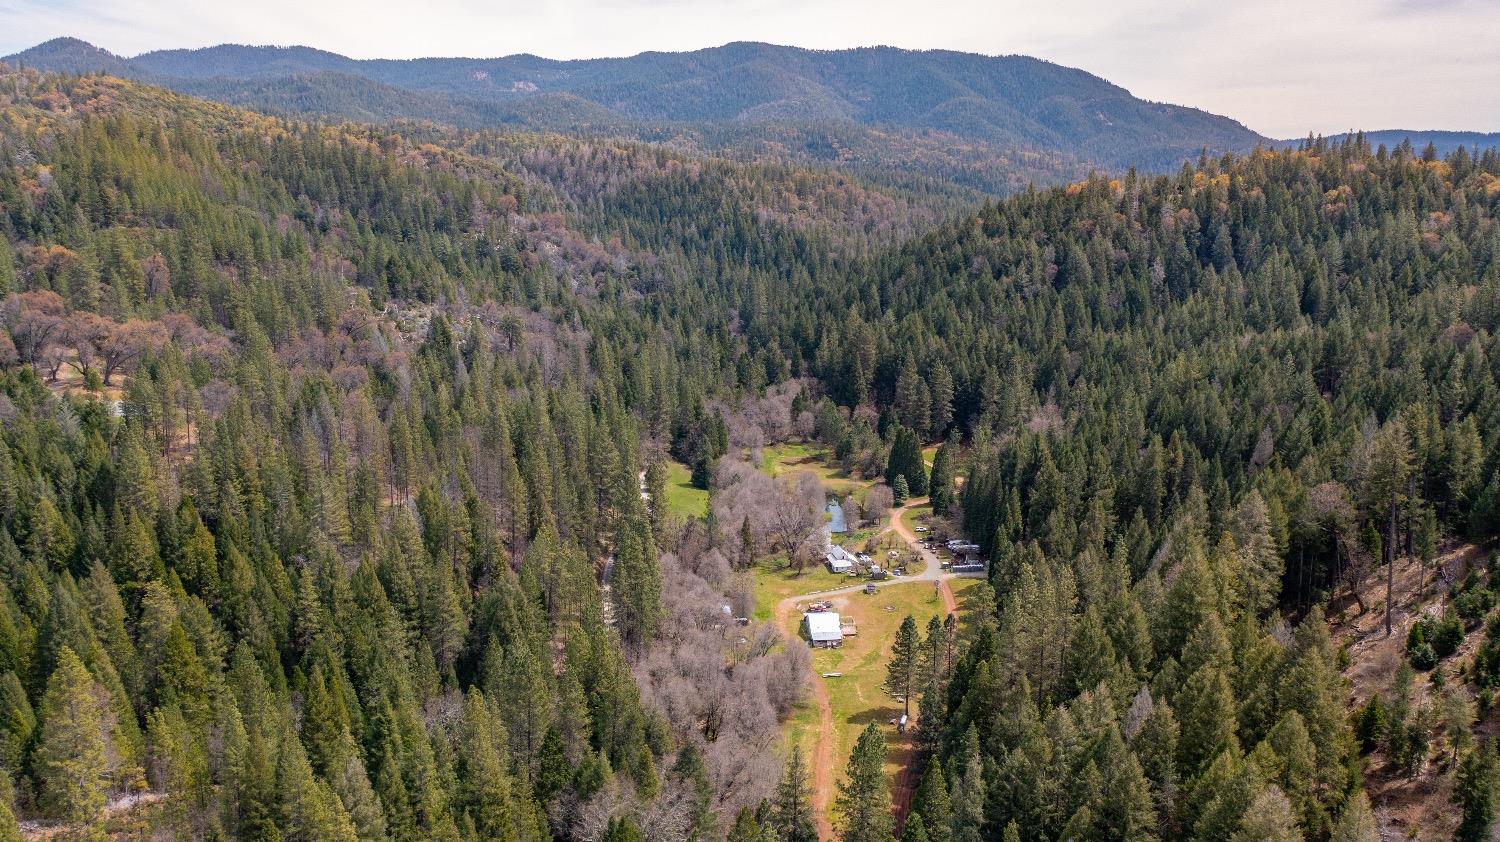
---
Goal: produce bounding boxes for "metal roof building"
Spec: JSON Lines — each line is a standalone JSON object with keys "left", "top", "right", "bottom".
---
{"left": 803, "top": 611, "right": 844, "bottom": 646}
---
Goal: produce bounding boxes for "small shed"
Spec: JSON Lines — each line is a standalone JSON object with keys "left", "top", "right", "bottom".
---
{"left": 825, "top": 545, "right": 856, "bottom": 574}
{"left": 954, "top": 544, "right": 986, "bottom": 565}
{"left": 803, "top": 611, "right": 844, "bottom": 647}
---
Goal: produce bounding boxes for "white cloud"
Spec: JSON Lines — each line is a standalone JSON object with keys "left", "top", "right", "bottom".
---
{"left": 1, "top": 0, "right": 1496, "bottom": 136}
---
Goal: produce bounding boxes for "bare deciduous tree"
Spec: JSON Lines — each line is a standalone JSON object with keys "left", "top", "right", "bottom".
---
{"left": 768, "top": 472, "right": 824, "bottom": 572}
{"left": 634, "top": 550, "right": 809, "bottom": 828}
{"left": 841, "top": 494, "right": 861, "bottom": 530}
{"left": 863, "top": 484, "right": 894, "bottom": 526}
{"left": 64, "top": 311, "right": 111, "bottom": 381}
{"left": 2, "top": 289, "right": 65, "bottom": 369}
{"left": 99, "top": 319, "right": 168, "bottom": 385}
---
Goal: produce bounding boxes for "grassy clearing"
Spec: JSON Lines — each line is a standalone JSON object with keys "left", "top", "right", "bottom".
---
{"left": 841, "top": 530, "right": 918, "bottom": 571}
{"left": 751, "top": 559, "right": 852, "bottom": 621}
{"left": 784, "top": 578, "right": 983, "bottom": 824}
{"left": 899, "top": 503, "right": 932, "bottom": 535}
{"left": 832, "top": 528, "right": 880, "bottom": 548}
{"left": 662, "top": 460, "right": 709, "bottom": 520}
{"left": 758, "top": 441, "right": 870, "bottom": 496}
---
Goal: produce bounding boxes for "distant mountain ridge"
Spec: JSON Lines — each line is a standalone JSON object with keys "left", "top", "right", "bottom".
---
{"left": 5, "top": 36, "right": 1266, "bottom": 183}
{"left": 1274, "top": 129, "right": 1500, "bottom": 156}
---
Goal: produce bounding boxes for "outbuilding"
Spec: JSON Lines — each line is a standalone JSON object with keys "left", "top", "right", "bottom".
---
{"left": 803, "top": 611, "right": 844, "bottom": 647}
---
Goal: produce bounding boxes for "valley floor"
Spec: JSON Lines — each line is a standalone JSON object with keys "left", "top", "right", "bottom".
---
{"left": 767, "top": 497, "right": 980, "bottom": 838}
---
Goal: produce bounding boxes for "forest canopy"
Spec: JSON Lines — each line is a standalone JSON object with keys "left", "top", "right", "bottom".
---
{"left": 0, "top": 65, "right": 1496, "bottom": 841}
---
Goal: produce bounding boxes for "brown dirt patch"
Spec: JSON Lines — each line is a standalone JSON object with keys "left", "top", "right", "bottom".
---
{"left": 1331, "top": 543, "right": 1490, "bottom": 840}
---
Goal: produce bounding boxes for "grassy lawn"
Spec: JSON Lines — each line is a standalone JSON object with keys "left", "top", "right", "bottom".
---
{"left": 832, "top": 528, "right": 879, "bottom": 548}
{"left": 758, "top": 441, "right": 870, "bottom": 496}
{"left": 783, "top": 578, "right": 983, "bottom": 825}
{"left": 751, "top": 559, "right": 852, "bottom": 621}
{"left": 899, "top": 503, "right": 932, "bottom": 535}
{"left": 662, "top": 460, "right": 709, "bottom": 520}
{"left": 921, "top": 443, "right": 970, "bottom": 482}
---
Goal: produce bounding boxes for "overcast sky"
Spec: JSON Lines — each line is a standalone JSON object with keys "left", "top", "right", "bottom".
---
{"left": 1, "top": 0, "right": 1496, "bottom": 137}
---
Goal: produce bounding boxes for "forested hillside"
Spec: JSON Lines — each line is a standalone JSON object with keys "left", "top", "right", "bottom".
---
{"left": 0, "top": 60, "right": 1497, "bottom": 842}
{"left": 0, "top": 69, "right": 832, "bottom": 841}
{"left": 1274, "top": 131, "right": 1500, "bottom": 158}
{"left": 4, "top": 37, "right": 1271, "bottom": 192}
{"left": 818, "top": 140, "right": 1500, "bottom": 840}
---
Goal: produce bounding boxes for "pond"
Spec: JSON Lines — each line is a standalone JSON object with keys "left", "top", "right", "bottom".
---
{"left": 826, "top": 499, "right": 848, "bottom": 533}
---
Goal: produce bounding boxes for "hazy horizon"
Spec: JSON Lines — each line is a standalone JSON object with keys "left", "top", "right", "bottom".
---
{"left": 3, "top": 0, "right": 1499, "bottom": 138}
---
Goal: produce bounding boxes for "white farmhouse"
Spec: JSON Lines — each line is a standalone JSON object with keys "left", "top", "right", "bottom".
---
{"left": 825, "top": 545, "right": 857, "bottom": 574}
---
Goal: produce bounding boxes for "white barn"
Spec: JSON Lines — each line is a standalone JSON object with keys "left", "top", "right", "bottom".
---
{"left": 803, "top": 612, "right": 844, "bottom": 647}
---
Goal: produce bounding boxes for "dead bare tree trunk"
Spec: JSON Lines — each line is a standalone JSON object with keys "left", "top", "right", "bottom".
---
{"left": 1406, "top": 476, "right": 1416, "bottom": 559}
{"left": 1386, "top": 499, "right": 1397, "bottom": 637}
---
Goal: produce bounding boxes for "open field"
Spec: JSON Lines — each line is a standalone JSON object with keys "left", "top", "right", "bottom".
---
{"left": 758, "top": 441, "right": 871, "bottom": 496}
{"left": 662, "top": 460, "right": 709, "bottom": 520}
{"left": 899, "top": 502, "right": 932, "bottom": 536}
{"left": 751, "top": 561, "right": 851, "bottom": 621}
{"left": 832, "top": 527, "right": 880, "bottom": 547}
{"left": 781, "top": 578, "right": 981, "bottom": 829}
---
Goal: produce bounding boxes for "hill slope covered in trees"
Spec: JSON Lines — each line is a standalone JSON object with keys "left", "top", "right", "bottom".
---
{"left": 4, "top": 37, "right": 1272, "bottom": 192}
{"left": 0, "top": 68, "right": 837, "bottom": 841}
{"left": 807, "top": 138, "right": 1500, "bottom": 841}
{"left": 0, "top": 64, "right": 1497, "bottom": 842}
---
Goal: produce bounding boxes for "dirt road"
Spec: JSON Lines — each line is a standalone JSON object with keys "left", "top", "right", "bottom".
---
{"left": 772, "top": 591, "right": 838, "bottom": 840}
{"left": 775, "top": 498, "right": 972, "bottom": 838}
{"left": 885, "top": 499, "right": 958, "bottom": 828}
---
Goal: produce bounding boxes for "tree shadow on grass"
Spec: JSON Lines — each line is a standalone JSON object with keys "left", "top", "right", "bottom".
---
{"left": 845, "top": 705, "right": 901, "bottom": 728}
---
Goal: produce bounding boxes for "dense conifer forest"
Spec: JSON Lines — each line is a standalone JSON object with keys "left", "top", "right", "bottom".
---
{"left": 0, "top": 64, "right": 1496, "bottom": 841}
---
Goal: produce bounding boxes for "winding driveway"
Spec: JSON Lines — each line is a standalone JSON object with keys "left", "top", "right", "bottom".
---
{"left": 772, "top": 497, "right": 975, "bottom": 839}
